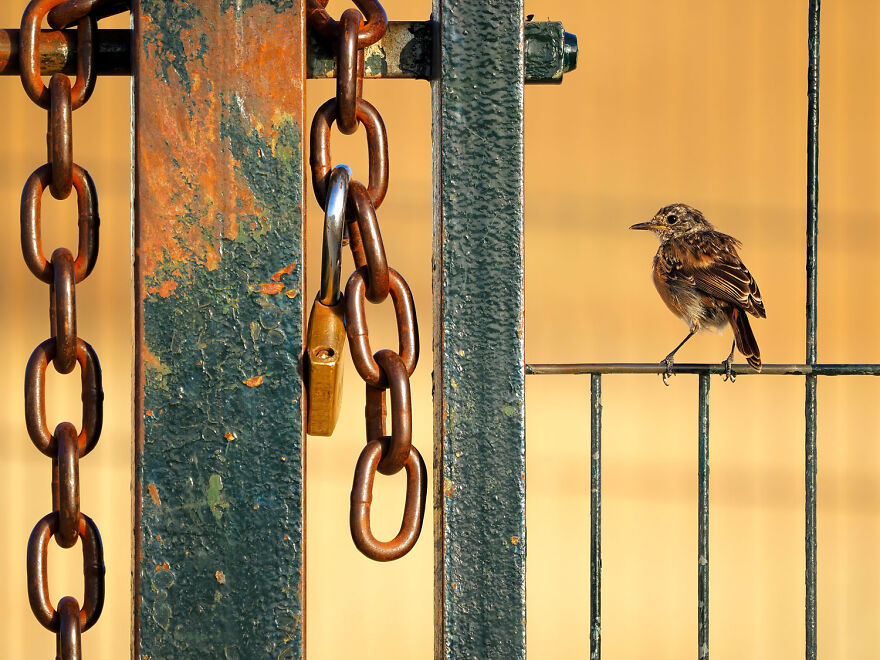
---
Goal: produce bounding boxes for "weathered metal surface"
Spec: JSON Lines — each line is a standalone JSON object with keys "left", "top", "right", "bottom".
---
{"left": 697, "top": 374, "right": 710, "bottom": 659}
{"left": 132, "top": 1, "right": 306, "bottom": 656}
{"left": 432, "top": 0, "right": 526, "bottom": 657}
{"left": 309, "top": 20, "right": 574, "bottom": 82}
{"left": 590, "top": 374, "right": 602, "bottom": 660}
{"left": 523, "top": 21, "right": 576, "bottom": 84}
{"left": 805, "top": 2, "right": 820, "bottom": 657}
{"left": 0, "top": 28, "right": 129, "bottom": 75}
{"left": 526, "top": 363, "right": 880, "bottom": 376}
{"left": 0, "top": 22, "right": 577, "bottom": 82}
{"left": 310, "top": 20, "right": 575, "bottom": 83}
{"left": 308, "top": 21, "right": 431, "bottom": 79}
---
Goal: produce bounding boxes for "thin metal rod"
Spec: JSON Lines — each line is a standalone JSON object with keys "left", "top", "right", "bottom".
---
{"left": 525, "top": 363, "right": 880, "bottom": 376}
{"left": 589, "top": 374, "right": 602, "bottom": 660}
{"left": 805, "top": 2, "right": 820, "bottom": 657}
{"left": 698, "top": 373, "right": 710, "bottom": 659}
{"left": 805, "top": 375, "right": 818, "bottom": 657}
{"left": 807, "top": 1, "right": 820, "bottom": 365}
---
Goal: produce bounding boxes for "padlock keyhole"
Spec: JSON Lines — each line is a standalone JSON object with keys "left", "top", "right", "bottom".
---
{"left": 315, "top": 347, "right": 335, "bottom": 359}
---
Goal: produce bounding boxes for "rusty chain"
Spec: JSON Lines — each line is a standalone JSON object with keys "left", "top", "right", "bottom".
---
{"left": 306, "top": 0, "right": 427, "bottom": 561}
{"left": 18, "top": 0, "right": 127, "bottom": 655}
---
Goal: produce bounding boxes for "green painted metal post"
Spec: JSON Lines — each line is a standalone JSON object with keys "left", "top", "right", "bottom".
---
{"left": 132, "top": 1, "right": 306, "bottom": 656}
{"left": 432, "top": 0, "right": 526, "bottom": 658}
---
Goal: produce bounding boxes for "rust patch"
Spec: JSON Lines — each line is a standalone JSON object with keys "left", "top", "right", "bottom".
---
{"left": 242, "top": 375, "right": 265, "bottom": 388}
{"left": 271, "top": 262, "right": 297, "bottom": 282}
{"left": 511, "top": 536, "right": 519, "bottom": 546}
{"left": 224, "top": 432, "right": 236, "bottom": 441}
{"left": 147, "top": 279, "right": 178, "bottom": 298}
{"left": 136, "top": 3, "right": 306, "bottom": 280}
{"left": 215, "top": 570, "right": 226, "bottom": 585}
{"left": 155, "top": 562, "right": 170, "bottom": 572}
{"left": 285, "top": 289, "right": 298, "bottom": 299}
{"left": 148, "top": 483, "right": 161, "bottom": 507}
{"left": 142, "top": 344, "right": 164, "bottom": 372}
{"left": 252, "top": 282, "right": 285, "bottom": 295}
{"left": 443, "top": 477, "right": 455, "bottom": 498}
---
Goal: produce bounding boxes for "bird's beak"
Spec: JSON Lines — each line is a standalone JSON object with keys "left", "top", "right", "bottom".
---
{"left": 629, "top": 221, "right": 657, "bottom": 231}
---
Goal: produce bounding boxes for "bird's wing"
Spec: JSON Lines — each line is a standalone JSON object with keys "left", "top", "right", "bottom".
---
{"left": 673, "top": 234, "right": 766, "bottom": 318}
{"left": 654, "top": 246, "right": 695, "bottom": 287}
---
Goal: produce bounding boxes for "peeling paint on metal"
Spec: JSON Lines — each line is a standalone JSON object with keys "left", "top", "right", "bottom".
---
{"left": 148, "top": 482, "right": 161, "bottom": 507}
{"left": 305, "top": 20, "right": 573, "bottom": 83}
{"left": 133, "top": 1, "right": 305, "bottom": 656}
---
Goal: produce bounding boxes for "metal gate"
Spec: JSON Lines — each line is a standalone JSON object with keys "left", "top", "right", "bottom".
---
{"left": 127, "top": 0, "right": 568, "bottom": 656}
{"left": 5, "top": 0, "right": 874, "bottom": 657}
{"left": 527, "top": 3, "right": 880, "bottom": 658}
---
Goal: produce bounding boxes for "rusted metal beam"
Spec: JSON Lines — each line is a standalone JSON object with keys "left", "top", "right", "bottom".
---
{"left": 132, "top": 1, "right": 306, "bottom": 656}
{"left": 0, "top": 22, "right": 578, "bottom": 83}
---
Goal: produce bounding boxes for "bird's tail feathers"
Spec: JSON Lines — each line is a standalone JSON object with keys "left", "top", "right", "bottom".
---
{"left": 730, "top": 307, "right": 761, "bottom": 371}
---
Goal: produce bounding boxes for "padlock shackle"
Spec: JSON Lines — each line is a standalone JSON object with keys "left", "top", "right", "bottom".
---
{"left": 320, "top": 164, "right": 351, "bottom": 305}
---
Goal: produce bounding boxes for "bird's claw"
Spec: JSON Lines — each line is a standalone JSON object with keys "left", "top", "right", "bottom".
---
{"left": 722, "top": 358, "right": 736, "bottom": 382}
{"left": 660, "top": 356, "right": 675, "bottom": 386}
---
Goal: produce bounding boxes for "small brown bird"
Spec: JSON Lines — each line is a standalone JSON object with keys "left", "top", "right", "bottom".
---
{"left": 630, "top": 203, "right": 765, "bottom": 383}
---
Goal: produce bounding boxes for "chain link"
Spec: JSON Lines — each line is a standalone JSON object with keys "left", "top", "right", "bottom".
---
{"left": 335, "top": 9, "right": 364, "bottom": 135}
{"left": 306, "top": 0, "right": 388, "bottom": 48}
{"left": 21, "top": 163, "right": 99, "bottom": 283}
{"left": 48, "top": 74, "right": 73, "bottom": 199}
{"left": 345, "top": 268, "right": 418, "bottom": 386}
{"left": 20, "top": 0, "right": 96, "bottom": 109}
{"left": 18, "top": 0, "right": 124, "bottom": 654}
{"left": 310, "top": 97, "right": 388, "bottom": 210}
{"left": 307, "top": 0, "right": 426, "bottom": 561}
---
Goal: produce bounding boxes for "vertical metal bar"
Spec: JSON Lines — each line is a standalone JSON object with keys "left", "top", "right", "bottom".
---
{"left": 590, "top": 374, "right": 602, "bottom": 660}
{"left": 805, "top": 376, "right": 817, "bottom": 657}
{"left": 698, "top": 373, "right": 710, "bottom": 659}
{"left": 432, "top": 0, "right": 526, "bottom": 657}
{"left": 806, "top": 5, "right": 820, "bottom": 366}
{"left": 132, "top": 2, "right": 306, "bottom": 656}
{"left": 806, "top": 2, "right": 820, "bottom": 658}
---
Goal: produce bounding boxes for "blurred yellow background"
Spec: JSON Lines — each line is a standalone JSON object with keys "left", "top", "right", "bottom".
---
{"left": 1, "top": 0, "right": 880, "bottom": 658}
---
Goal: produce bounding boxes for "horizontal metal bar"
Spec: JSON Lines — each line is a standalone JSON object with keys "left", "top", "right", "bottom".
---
{"left": 311, "top": 21, "right": 577, "bottom": 83}
{"left": 526, "top": 363, "right": 880, "bottom": 376}
{"left": 0, "top": 22, "right": 577, "bottom": 83}
{"left": 0, "top": 28, "right": 130, "bottom": 76}
{"left": 307, "top": 21, "right": 435, "bottom": 79}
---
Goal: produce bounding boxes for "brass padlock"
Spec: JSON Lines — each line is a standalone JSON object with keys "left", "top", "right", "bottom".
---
{"left": 306, "top": 164, "right": 350, "bottom": 436}
{"left": 306, "top": 296, "right": 346, "bottom": 436}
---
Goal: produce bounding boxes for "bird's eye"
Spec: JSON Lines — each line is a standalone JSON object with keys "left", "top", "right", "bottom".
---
{"left": 666, "top": 214, "right": 678, "bottom": 224}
